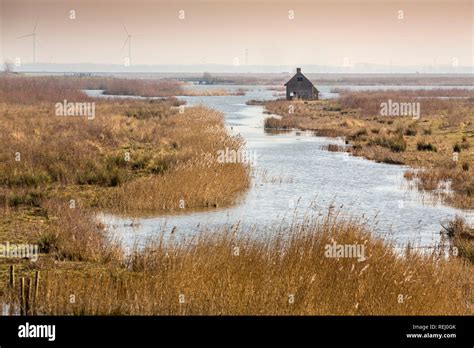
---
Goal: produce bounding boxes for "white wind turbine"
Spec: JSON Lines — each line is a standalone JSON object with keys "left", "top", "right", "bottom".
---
{"left": 17, "top": 19, "right": 38, "bottom": 64}
{"left": 122, "top": 25, "right": 140, "bottom": 66}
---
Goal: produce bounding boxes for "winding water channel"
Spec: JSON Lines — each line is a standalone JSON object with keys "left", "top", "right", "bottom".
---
{"left": 89, "top": 85, "right": 473, "bottom": 249}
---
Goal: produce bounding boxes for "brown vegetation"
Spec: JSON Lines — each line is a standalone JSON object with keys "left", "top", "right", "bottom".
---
{"left": 0, "top": 76, "right": 250, "bottom": 214}
{"left": 0, "top": 75, "right": 186, "bottom": 101}
{"left": 101, "top": 78, "right": 184, "bottom": 97}
{"left": 264, "top": 91, "right": 474, "bottom": 210}
{"left": 441, "top": 216, "right": 474, "bottom": 264}
{"left": 0, "top": 207, "right": 471, "bottom": 315}
{"left": 338, "top": 89, "right": 474, "bottom": 116}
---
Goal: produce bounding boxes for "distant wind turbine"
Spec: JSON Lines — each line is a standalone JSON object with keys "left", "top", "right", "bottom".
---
{"left": 17, "top": 19, "right": 38, "bottom": 64}
{"left": 122, "top": 25, "right": 140, "bottom": 66}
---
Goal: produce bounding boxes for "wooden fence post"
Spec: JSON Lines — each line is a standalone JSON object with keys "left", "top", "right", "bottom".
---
{"left": 25, "top": 277, "right": 31, "bottom": 316}
{"left": 20, "top": 277, "right": 25, "bottom": 316}
{"left": 9, "top": 265, "right": 15, "bottom": 288}
{"left": 33, "top": 271, "right": 40, "bottom": 314}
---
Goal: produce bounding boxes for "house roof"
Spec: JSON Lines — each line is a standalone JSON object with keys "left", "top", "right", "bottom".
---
{"left": 284, "top": 70, "right": 319, "bottom": 92}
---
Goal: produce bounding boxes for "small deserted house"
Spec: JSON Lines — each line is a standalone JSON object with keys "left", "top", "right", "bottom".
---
{"left": 285, "top": 68, "right": 319, "bottom": 100}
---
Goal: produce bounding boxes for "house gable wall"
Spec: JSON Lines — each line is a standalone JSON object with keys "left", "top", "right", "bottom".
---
{"left": 285, "top": 71, "right": 318, "bottom": 100}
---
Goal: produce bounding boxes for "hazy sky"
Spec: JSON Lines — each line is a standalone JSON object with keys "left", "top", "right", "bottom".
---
{"left": 0, "top": 0, "right": 472, "bottom": 67}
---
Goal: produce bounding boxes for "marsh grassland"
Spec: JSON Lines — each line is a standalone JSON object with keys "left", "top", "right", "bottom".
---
{"left": 264, "top": 89, "right": 474, "bottom": 265}
{"left": 0, "top": 75, "right": 472, "bottom": 315}
{"left": 264, "top": 90, "right": 474, "bottom": 209}
{"left": 0, "top": 76, "right": 250, "bottom": 214}
{"left": 1, "top": 208, "right": 472, "bottom": 315}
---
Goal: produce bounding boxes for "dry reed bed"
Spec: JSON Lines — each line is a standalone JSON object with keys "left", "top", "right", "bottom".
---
{"left": 0, "top": 209, "right": 471, "bottom": 315}
{"left": 332, "top": 88, "right": 474, "bottom": 97}
{"left": 181, "top": 88, "right": 243, "bottom": 96}
{"left": 441, "top": 216, "right": 474, "bottom": 264}
{"left": 315, "top": 75, "right": 474, "bottom": 86}
{"left": 0, "top": 103, "right": 249, "bottom": 213}
{"left": 338, "top": 89, "right": 474, "bottom": 117}
{"left": 101, "top": 78, "right": 184, "bottom": 97}
{"left": 0, "top": 76, "right": 250, "bottom": 213}
{"left": 101, "top": 162, "right": 249, "bottom": 213}
{"left": 0, "top": 75, "right": 185, "bottom": 101}
{"left": 0, "top": 75, "right": 243, "bottom": 99}
{"left": 0, "top": 76, "right": 93, "bottom": 104}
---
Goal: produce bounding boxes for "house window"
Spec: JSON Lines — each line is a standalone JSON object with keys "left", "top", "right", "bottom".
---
{"left": 297, "top": 77, "right": 303, "bottom": 81}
